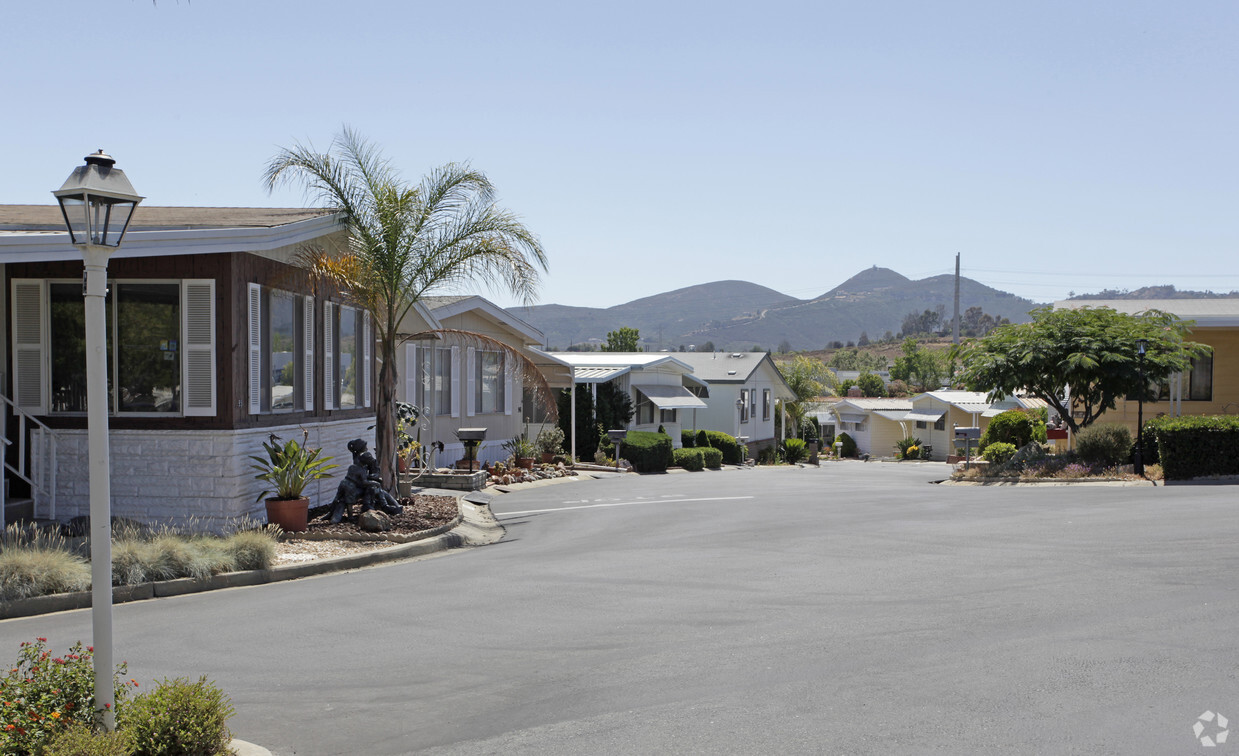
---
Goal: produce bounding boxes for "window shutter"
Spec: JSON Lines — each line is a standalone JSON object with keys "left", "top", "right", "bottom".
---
{"left": 504, "top": 355, "right": 513, "bottom": 416}
{"left": 466, "top": 347, "right": 476, "bottom": 417}
{"left": 182, "top": 280, "right": 216, "bottom": 416}
{"left": 303, "top": 296, "right": 315, "bottom": 411}
{"left": 404, "top": 344, "right": 417, "bottom": 404}
{"left": 11, "top": 280, "right": 46, "bottom": 414}
{"left": 363, "top": 311, "right": 372, "bottom": 408}
{"left": 450, "top": 345, "right": 461, "bottom": 418}
{"left": 247, "top": 283, "right": 261, "bottom": 414}
{"left": 323, "top": 302, "right": 335, "bottom": 410}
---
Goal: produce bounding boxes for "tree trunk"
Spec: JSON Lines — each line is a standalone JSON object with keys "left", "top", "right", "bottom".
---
{"left": 376, "top": 339, "right": 399, "bottom": 492}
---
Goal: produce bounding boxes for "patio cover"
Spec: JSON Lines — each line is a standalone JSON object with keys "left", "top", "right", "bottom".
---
{"left": 571, "top": 366, "right": 631, "bottom": 384}
{"left": 633, "top": 384, "right": 708, "bottom": 409}
{"left": 904, "top": 410, "right": 945, "bottom": 423}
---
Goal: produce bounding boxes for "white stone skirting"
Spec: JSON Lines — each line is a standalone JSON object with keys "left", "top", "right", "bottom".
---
{"left": 39, "top": 419, "right": 375, "bottom": 531}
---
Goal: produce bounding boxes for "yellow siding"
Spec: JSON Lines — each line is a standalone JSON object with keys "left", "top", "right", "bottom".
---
{"left": 1098, "top": 326, "right": 1239, "bottom": 433}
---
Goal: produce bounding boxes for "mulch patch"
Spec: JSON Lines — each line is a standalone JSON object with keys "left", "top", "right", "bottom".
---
{"left": 304, "top": 494, "right": 459, "bottom": 537}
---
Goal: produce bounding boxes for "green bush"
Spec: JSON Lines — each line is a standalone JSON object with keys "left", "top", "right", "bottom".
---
{"left": 699, "top": 431, "right": 743, "bottom": 464}
{"left": 42, "top": 723, "right": 134, "bottom": 755}
{"left": 617, "top": 431, "right": 673, "bottom": 472}
{"left": 672, "top": 448, "right": 705, "bottom": 471}
{"left": 982, "top": 442, "right": 1017, "bottom": 465}
{"left": 0, "top": 639, "right": 137, "bottom": 755}
{"left": 1075, "top": 423, "right": 1132, "bottom": 467}
{"left": 1151, "top": 415, "right": 1239, "bottom": 480}
{"left": 696, "top": 429, "right": 709, "bottom": 448}
{"left": 700, "top": 447, "right": 723, "bottom": 469}
{"left": 221, "top": 529, "right": 277, "bottom": 571}
{"left": 894, "top": 436, "right": 921, "bottom": 459}
{"left": 800, "top": 419, "right": 819, "bottom": 444}
{"left": 837, "top": 432, "right": 857, "bottom": 458}
{"left": 979, "top": 410, "right": 1042, "bottom": 452}
{"left": 680, "top": 431, "right": 696, "bottom": 448}
{"left": 0, "top": 547, "right": 90, "bottom": 601}
{"left": 782, "top": 438, "right": 808, "bottom": 464}
{"left": 119, "top": 677, "right": 234, "bottom": 756}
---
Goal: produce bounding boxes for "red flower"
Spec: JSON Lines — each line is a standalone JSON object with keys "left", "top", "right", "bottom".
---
{"left": 36, "top": 638, "right": 46, "bottom": 643}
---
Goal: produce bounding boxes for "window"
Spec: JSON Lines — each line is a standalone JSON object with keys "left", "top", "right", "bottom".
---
{"left": 475, "top": 350, "right": 505, "bottom": 414}
{"left": 916, "top": 420, "right": 927, "bottom": 430}
{"left": 660, "top": 408, "right": 677, "bottom": 424}
{"left": 249, "top": 285, "right": 311, "bottom": 414}
{"left": 18, "top": 278, "right": 215, "bottom": 416}
{"left": 322, "top": 302, "right": 370, "bottom": 411}
{"left": 740, "top": 389, "right": 749, "bottom": 423}
{"left": 434, "top": 347, "right": 453, "bottom": 416}
{"left": 1187, "top": 354, "right": 1213, "bottom": 401}
{"left": 934, "top": 416, "right": 946, "bottom": 431}
{"left": 762, "top": 389, "right": 771, "bottom": 421}
{"left": 636, "top": 392, "right": 655, "bottom": 425}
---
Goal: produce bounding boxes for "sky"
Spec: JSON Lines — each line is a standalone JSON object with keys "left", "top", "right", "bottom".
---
{"left": 4, "top": 1, "right": 1238, "bottom": 312}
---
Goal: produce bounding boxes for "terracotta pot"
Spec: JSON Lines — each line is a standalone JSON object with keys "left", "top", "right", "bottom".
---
{"left": 541, "top": 452, "right": 555, "bottom": 464}
{"left": 265, "top": 496, "right": 309, "bottom": 533}
{"left": 517, "top": 457, "right": 535, "bottom": 470}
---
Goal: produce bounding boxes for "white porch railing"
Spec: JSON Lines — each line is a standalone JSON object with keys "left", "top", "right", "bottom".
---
{"left": 0, "top": 394, "right": 59, "bottom": 520}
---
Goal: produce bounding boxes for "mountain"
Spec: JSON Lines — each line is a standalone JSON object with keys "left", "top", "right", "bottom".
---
{"left": 509, "top": 267, "right": 1040, "bottom": 351}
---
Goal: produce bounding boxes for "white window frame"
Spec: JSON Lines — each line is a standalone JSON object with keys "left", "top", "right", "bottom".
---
{"left": 248, "top": 284, "right": 307, "bottom": 415}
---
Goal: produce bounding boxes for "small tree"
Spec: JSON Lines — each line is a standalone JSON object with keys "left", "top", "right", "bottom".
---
{"left": 778, "top": 355, "right": 835, "bottom": 437}
{"left": 954, "top": 306, "right": 1210, "bottom": 433}
{"left": 890, "top": 338, "right": 946, "bottom": 392}
{"left": 603, "top": 327, "right": 641, "bottom": 352}
{"left": 856, "top": 371, "right": 886, "bottom": 397}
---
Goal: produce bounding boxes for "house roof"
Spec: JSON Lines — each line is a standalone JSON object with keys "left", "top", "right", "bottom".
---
{"left": 833, "top": 397, "right": 914, "bottom": 411}
{"left": 0, "top": 204, "right": 334, "bottom": 231}
{"left": 1054, "top": 299, "right": 1239, "bottom": 328}
{"left": 673, "top": 351, "right": 767, "bottom": 381}
{"left": 419, "top": 295, "right": 544, "bottom": 345}
{"left": 0, "top": 204, "right": 343, "bottom": 263}
{"left": 542, "top": 352, "right": 695, "bottom": 372}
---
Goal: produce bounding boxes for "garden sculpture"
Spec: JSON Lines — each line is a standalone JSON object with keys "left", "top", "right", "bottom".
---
{"left": 323, "top": 439, "right": 404, "bottom": 523}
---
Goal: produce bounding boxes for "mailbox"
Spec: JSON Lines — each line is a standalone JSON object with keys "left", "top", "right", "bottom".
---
{"left": 954, "top": 427, "right": 981, "bottom": 441}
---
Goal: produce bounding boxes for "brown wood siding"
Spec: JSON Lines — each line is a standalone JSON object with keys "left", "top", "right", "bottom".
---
{"left": 6, "top": 252, "right": 375, "bottom": 432}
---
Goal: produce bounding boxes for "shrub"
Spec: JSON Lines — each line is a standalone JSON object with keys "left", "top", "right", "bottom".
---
{"left": 1151, "top": 414, "right": 1239, "bottom": 480}
{"left": 672, "top": 448, "right": 705, "bottom": 471}
{"left": 221, "top": 529, "right": 277, "bottom": 571}
{"left": 680, "top": 431, "right": 696, "bottom": 448}
{"left": 1075, "top": 423, "right": 1132, "bottom": 467}
{"left": 119, "top": 676, "right": 234, "bottom": 756}
{"left": 700, "top": 431, "right": 742, "bottom": 464}
{"left": 782, "top": 438, "right": 808, "bottom": 464}
{"left": 0, "top": 547, "right": 90, "bottom": 601}
{"left": 42, "top": 723, "right": 133, "bottom": 755}
{"left": 979, "top": 410, "right": 1041, "bottom": 452}
{"left": 837, "top": 432, "right": 857, "bottom": 458}
{"left": 700, "top": 447, "right": 723, "bottom": 469}
{"left": 0, "top": 639, "right": 137, "bottom": 755}
{"left": 534, "top": 425, "right": 565, "bottom": 456}
{"left": 696, "top": 429, "right": 709, "bottom": 448}
{"left": 617, "top": 431, "right": 673, "bottom": 472}
{"left": 894, "top": 436, "right": 921, "bottom": 460}
{"left": 800, "top": 419, "right": 819, "bottom": 444}
{"left": 982, "top": 442, "right": 1018, "bottom": 466}
{"left": 757, "top": 446, "right": 779, "bottom": 465}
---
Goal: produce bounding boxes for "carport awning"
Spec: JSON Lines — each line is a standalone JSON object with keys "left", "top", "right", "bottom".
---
{"left": 634, "top": 384, "right": 708, "bottom": 409}
{"left": 571, "top": 366, "right": 631, "bottom": 383}
{"left": 904, "top": 410, "right": 945, "bottom": 423}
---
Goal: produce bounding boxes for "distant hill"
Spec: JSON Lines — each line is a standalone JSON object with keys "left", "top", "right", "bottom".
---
{"left": 510, "top": 267, "right": 1040, "bottom": 351}
{"left": 1069, "top": 285, "right": 1239, "bottom": 300}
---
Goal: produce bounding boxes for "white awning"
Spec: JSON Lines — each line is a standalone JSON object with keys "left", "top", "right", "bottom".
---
{"left": 633, "top": 384, "right": 708, "bottom": 409}
{"left": 837, "top": 412, "right": 866, "bottom": 423}
{"left": 982, "top": 407, "right": 1007, "bottom": 417}
{"left": 571, "top": 366, "right": 630, "bottom": 384}
{"left": 874, "top": 410, "right": 909, "bottom": 422}
{"left": 905, "top": 410, "right": 945, "bottom": 423}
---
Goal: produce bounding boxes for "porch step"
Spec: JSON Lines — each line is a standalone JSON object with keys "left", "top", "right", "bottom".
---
{"left": 4, "top": 498, "right": 34, "bottom": 525}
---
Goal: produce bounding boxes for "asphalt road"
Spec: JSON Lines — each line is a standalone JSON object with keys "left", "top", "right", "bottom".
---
{"left": 1, "top": 463, "right": 1236, "bottom": 755}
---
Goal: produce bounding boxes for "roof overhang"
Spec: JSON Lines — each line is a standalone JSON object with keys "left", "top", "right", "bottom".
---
{"left": 634, "top": 384, "right": 708, "bottom": 410}
{"left": 905, "top": 410, "right": 946, "bottom": 423}
{"left": 425, "top": 295, "right": 545, "bottom": 345}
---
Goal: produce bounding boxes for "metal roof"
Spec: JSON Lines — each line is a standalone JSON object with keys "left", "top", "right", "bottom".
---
{"left": 1054, "top": 299, "right": 1239, "bottom": 327}
{"left": 633, "top": 384, "right": 708, "bottom": 410}
{"left": 0, "top": 204, "right": 334, "bottom": 231}
{"left": 571, "top": 366, "right": 631, "bottom": 384}
{"left": 905, "top": 410, "right": 946, "bottom": 423}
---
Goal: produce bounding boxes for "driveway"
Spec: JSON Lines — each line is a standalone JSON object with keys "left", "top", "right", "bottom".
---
{"left": 0, "top": 463, "right": 1234, "bottom": 754}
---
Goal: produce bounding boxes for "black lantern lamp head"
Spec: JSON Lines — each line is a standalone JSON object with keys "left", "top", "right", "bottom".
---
{"left": 1136, "top": 338, "right": 1148, "bottom": 357}
{"left": 52, "top": 150, "right": 144, "bottom": 247}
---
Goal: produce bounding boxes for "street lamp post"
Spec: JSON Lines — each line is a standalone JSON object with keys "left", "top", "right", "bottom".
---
{"left": 52, "top": 150, "right": 143, "bottom": 730}
{"left": 1134, "top": 338, "right": 1148, "bottom": 477}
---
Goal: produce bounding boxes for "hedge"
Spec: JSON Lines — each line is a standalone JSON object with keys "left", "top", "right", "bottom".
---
{"left": 619, "top": 431, "right": 674, "bottom": 472}
{"left": 700, "top": 447, "right": 723, "bottom": 469}
{"left": 681, "top": 431, "right": 697, "bottom": 448}
{"left": 699, "top": 430, "right": 743, "bottom": 464}
{"left": 672, "top": 447, "right": 705, "bottom": 471}
{"left": 1151, "top": 415, "right": 1239, "bottom": 480}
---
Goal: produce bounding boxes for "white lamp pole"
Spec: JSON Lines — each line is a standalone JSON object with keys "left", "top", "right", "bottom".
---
{"left": 52, "top": 150, "right": 143, "bottom": 731}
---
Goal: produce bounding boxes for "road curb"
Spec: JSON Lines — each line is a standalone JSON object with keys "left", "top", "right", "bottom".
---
{"left": 0, "top": 494, "right": 502, "bottom": 621}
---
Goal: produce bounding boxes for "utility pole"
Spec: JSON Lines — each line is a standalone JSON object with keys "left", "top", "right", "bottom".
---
{"left": 952, "top": 253, "right": 961, "bottom": 345}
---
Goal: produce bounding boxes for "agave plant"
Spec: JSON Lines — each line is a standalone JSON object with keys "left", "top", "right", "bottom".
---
{"left": 250, "top": 430, "right": 338, "bottom": 502}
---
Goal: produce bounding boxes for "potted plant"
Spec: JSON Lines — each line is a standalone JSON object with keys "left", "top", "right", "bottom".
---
{"left": 504, "top": 436, "right": 537, "bottom": 469}
{"left": 250, "top": 430, "right": 338, "bottom": 532}
{"left": 535, "top": 425, "right": 565, "bottom": 463}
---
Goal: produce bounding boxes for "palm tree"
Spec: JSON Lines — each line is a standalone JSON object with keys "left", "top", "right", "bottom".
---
{"left": 778, "top": 355, "right": 835, "bottom": 438}
{"left": 264, "top": 128, "right": 550, "bottom": 489}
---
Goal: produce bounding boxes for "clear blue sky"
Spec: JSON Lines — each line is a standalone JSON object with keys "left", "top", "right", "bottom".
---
{"left": 4, "top": 1, "right": 1237, "bottom": 310}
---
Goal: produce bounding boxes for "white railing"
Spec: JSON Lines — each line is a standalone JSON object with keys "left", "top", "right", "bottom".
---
{"left": 0, "top": 394, "right": 58, "bottom": 520}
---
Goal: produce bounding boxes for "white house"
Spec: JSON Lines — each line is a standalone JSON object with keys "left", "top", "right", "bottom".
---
{"left": 673, "top": 351, "right": 795, "bottom": 452}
